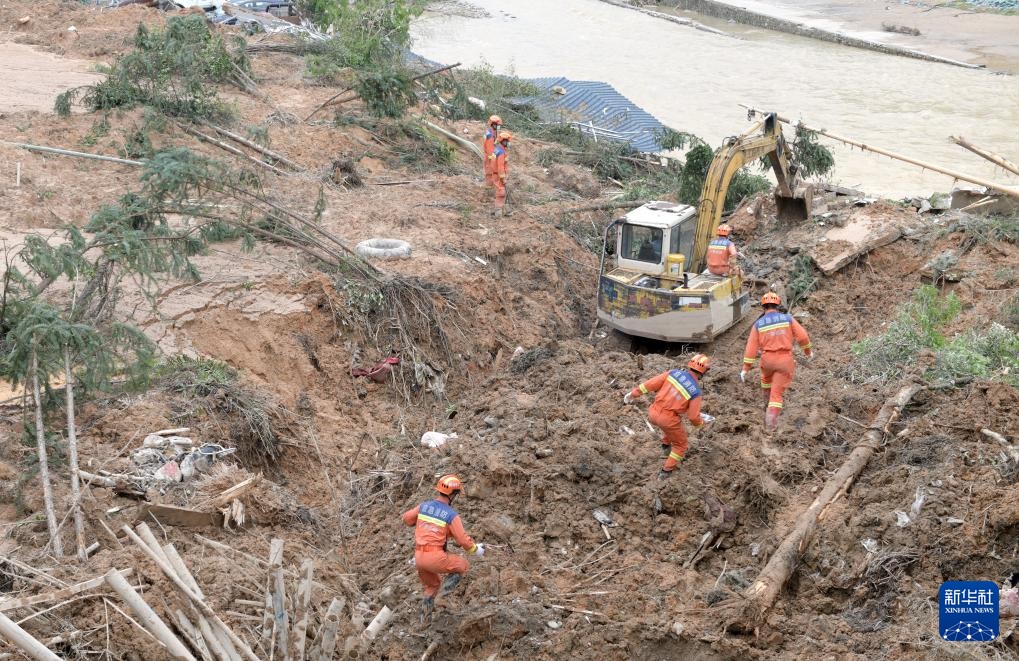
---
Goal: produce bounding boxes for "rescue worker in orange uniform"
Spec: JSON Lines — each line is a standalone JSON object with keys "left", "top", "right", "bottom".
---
{"left": 623, "top": 354, "right": 715, "bottom": 479}
{"left": 706, "top": 224, "right": 740, "bottom": 276}
{"left": 482, "top": 115, "right": 502, "bottom": 190}
{"left": 401, "top": 475, "right": 484, "bottom": 622}
{"left": 740, "top": 292, "right": 813, "bottom": 429}
{"left": 493, "top": 130, "right": 512, "bottom": 215}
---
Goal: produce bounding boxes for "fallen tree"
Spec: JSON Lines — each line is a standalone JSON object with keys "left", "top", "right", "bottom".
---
{"left": 730, "top": 383, "right": 924, "bottom": 629}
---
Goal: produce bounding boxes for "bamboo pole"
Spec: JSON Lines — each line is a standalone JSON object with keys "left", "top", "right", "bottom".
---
{"left": 951, "top": 136, "right": 1019, "bottom": 178}
{"left": 742, "top": 106, "right": 1019, "bottom": 199}
{"left": 421, "top": 120, "right": 484, "bottom": 160}
{"left": 0, "top": 612, "right": 61, "bottom": 661}
{"left": 31, "top": 343, "right": 63, "bottom": 557}
{"left": 120, "top": 526, "right": 260, "bottom": 661}
{"left": 291, "top": 559, "right": 314, "bottom": 660}
{"left": 268, "top": 538, "right": 290, "bottom": 660}
{"left": 177, "top": 123, "right": 288, "bottom": 176}
{"left": 0, "top": 569, "right": 132, "bottom": 612}
{"left": 63, "top": 348, "right": 87, "bottom": 562}
{"left": 361, "top": 606, "right": 393, "bottom": 644}
{"left": 1, "top": 140, "right": 144, "bottom": 166}
{"left": 174, "top": 610, "right": 215, "bottom": 661}
{"left": 198, "top": 122, "right": 305, "bottom": 172}
{"left": 105, "top": 569, "right": 196, "bottom": 660}
{"left": 315, "top": 597, "right": 344, "bottom": 661}
{"left": 734, "top": 383, "right": 923, "bottom": 627}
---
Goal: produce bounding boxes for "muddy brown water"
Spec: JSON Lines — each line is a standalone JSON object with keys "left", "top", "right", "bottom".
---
{"left": 413, "top": 0, "right": 1019, "bottom": 198}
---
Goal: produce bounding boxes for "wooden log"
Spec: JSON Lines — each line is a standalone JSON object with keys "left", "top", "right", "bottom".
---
{"left": 733, "top": 384, "right": 923, "bottom": 627}
{"left": 315, "top": 597, "right": 344, "bottom": 661}
{"left": 77, "top": 469, "right": 146, "bottom": 497}
{"left": 982, "top": 428, "right": 1019, "bottom": 463}
{"left": 197, "top": 613, "right": 240, "bottom": 661}
{"left": 139, "top": 505, "right": 223, "bottom": 528}
{"left": 63, "top": 348, "right": 87, "bottom": 562}
{"left": 121, "top": 526, "right": 260, "bottom": 661}
{"left": 420, "top": 641, "right": 439, "bottom": 661}
{"left": 268, "top": 538, "right": 290, "bottom": 660}
{"left": 951, "top": 136, "right": 1019, "bottom": 178}
{"left": 304, "top": 62, "right": 461, "bottom": 121}
{"left": 421, "top": 120, "right": 483, "bottom": 160}
{"left": 135, "top": 523, "right": 171, "bottom": 566}
{"left": 194, "top": 535, "right": 349, "bottom": 595}
{"left": 564, "top": 198, "right": 648, "bottom": 213}
{"left": 0, "top": 569, "right": 132, "bottom": 612}
{"left": 742, "top": 106, "right": 1019, "bottom": 199}
{"left": 105, "top": 568, "right": 196, "bottom": 660}
{"left": 291, "top": 559, "right": 314, "bottom": 660}
{"left": 0, "top": 612, "right": 61, "bottom": 661}
{"left": 360, "top": 606, "right": 392, "bottom": 644}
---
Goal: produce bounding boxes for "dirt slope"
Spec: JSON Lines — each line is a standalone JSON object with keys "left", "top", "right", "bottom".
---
{"left": 0, "top": 2, "right": 1017, "bottom": 660}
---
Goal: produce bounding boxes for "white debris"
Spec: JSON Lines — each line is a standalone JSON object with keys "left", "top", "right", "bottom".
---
{"left": 910, "top": 486, "right": 927, "bottom": 518}
{"left": 895, "top": 511, "right": 911, "bottom": 527}
{"left": 671, "top": 621, "right": 685, "bottom": 636}
{"left": 546, "top": 620, "right": 562, "bottom": 630}
{"left": 861, "top": 538, "right": 879, "bottom": 554}
{"left": 593, "top": 509, "right": 614, "bottom": 527}
{"left": 420, "top": 431, "right": 458, "bottom": 449}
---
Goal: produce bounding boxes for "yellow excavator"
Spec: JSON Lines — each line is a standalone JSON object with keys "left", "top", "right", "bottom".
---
{"left": 596, "top": 113, "right": 812, "bottom": 342}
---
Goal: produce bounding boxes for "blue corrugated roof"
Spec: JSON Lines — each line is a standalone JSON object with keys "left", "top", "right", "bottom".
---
{"left": 519, "top": 77, "right": 667, "bottom": 153}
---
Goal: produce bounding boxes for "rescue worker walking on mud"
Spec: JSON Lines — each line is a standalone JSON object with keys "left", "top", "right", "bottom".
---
{"left": 493, "top": 130, "right": 512, "bottom": 215}
{"left": 740, "top": 292, "right": 813, "bottom": 430}
{"left": 482, "top": 115, "right": 501, "bottom": 193}
{"left": 402, "top": 475, "right": 485, "bottom": 622}
{"left": 623, "top": 354, "right": 715, "bottom": 479}
{"left": 706, "top": 224, "right": 740, "bottom": 276}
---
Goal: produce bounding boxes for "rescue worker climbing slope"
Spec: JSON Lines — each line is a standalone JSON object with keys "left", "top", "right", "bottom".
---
{"left": 493, "top": 130, "right": 512, "bottom": 215}
{"left": 706, "top": 224, "right": 740, "bottom": 276}
{"left": 482, "top": 115, "right": 501, "bottom": 191}
{"left": 740, "top": 292, "right": 813, "bottom": 429}
{"left": 624, "top": 354, "right": 715, "bottom": 479}
{"left": 401, "top": 474, "right": 484, "bottom": 622}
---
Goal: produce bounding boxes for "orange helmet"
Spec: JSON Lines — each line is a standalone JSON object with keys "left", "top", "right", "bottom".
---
{"left": 488, "top": 115, "right": 502, "bottom": 126}
{"left": 761, "top": 292, "right": 781, "bottom": 307}
{"left": 436, "top": 474, "right": 463, "bottom": 496}
{"left": 687, "top": 353, "right": 711, "bottom": 374}
{"left": 716, "top": 224, "right": 732, "bottom": 237}
{"left": 498, "top": 130, "right": 513, "bottom": 143}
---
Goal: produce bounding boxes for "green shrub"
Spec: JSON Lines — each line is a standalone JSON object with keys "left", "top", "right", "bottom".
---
{"left": 355, "top": 69, "right": 416, "bottom": 118}
{"left": 296, "top": 0, "right": 424, "bottom": 67}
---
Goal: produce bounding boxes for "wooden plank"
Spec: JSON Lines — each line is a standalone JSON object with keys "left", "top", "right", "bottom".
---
{"left": 137, "top": 505, "right": 223, "bottom": 528}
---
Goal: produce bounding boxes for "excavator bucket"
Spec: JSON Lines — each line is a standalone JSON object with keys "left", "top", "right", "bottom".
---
{"left": 775, "top": 184, "right": 813, "bottom": 222}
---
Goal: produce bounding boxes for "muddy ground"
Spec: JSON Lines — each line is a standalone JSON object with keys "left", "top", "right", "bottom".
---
{"left": 0, "top": 1, "right": 1018, "bottom": 659}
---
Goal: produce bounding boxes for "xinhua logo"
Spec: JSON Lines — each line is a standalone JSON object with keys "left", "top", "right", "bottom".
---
{"left": 939, "top": 581, "right": 999, "bottom": 642}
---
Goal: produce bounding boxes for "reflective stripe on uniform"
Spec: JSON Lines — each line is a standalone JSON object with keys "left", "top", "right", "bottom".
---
{"left": 418, "top": 514, "right": 448, "bottom": 527}
{"left": 743, "top": 357, "right": 756, "bottom": 364}
{"left": 639, "top": 384, "right": 649, "bottom": 394}
{"left": 767, "top": 402, "right": 783, "bottom": 409}
{"left": 666, "top": 375, "right": 692, "bottom": 400}
{"left": 761, "top": 382, "right": 771, "bottom": 389}
{"left": 669, "top": 451, "right": 683, "bottom": 461}
{"left": 758, "top": 321, "right": 791, "bottom": 333}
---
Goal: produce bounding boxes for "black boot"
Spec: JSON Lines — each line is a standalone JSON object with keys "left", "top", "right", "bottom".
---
{"left": 420, "top": 596, "right": 434, "bottom": 624}
{"left": 439, "top": 574, "right": 462, "bottom": 597}
{"left": 658, "top": 469, "right": 674, "bottom": 480}
{"left": 661, "top": 444, "right": 671, "bottom": 456}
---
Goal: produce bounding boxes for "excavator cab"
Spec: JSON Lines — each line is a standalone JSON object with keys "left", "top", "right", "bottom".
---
{"left": 597, "top": 201, "right": 750, "bottom": 342}
{"left": 596, "top": 112, "right": 809, "bottom": 343}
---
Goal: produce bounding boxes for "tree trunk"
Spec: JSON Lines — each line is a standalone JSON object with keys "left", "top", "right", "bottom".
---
{"left": 733, "top": 383, "right": 923, "bottom": 628}
{"left": 64, "top": 347, "right": 86, "bottom": 561}
{"left": 32, "top": 343, "right": 63, "bottom": 557}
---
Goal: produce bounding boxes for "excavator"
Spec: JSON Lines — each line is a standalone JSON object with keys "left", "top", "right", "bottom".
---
{"left": 596, "top": 112, "right": 812, "bottom": 342}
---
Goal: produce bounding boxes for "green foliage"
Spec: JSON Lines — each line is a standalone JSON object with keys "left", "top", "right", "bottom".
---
{"left": 940, "top": 212, "right": 1019, "bottom": 245}
{"left": 355, "top": 68, "right": 417, "bottom": 118}
{"left": 159, "top": 355, "right": 238, "bottom": 396}
{"left": 80, "top": 116, "right": 111, "bottom": 147}
{"left": 297, "top": 0, "right": 425, "bottom": 68}
{"left": 678, "top": 143, "right": 713, "bottom": 205}
{"left": 786, "top": 253, "right": 817, "bottom": 307}
{"left": 428, "top": 63, "right": 542, "bottom": 121}
{"left": 850, "top": 285, "right": 1017, "bottom": 386}
{"left": 791, "top": 125, "right": 835, "bottom": 179}
{"left": 56, "top": 15, "right": 249, "bottom": 120}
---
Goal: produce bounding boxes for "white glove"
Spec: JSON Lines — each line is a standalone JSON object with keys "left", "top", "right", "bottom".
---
{"left": 738, "top": 371, "right": 746, "bottom": 384}
{"left": 474, "top": 543, "right": 485, "bottom": 557}
{"left": 805, "top": 351, "right": 815, "bottom": 362}
{"left": 623, "top": 393, "right": 634, "bottom": 405}
{"left": 700, "top": 413, "right": 715, "bottom": 424}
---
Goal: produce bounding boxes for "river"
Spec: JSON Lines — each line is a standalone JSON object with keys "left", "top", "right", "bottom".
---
{"left": 411, "top": 0, "right": 1019, "bottom": 198}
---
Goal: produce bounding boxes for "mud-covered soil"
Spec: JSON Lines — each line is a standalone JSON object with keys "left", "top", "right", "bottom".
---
{"left": 1, "top": 1, "right": 1018, "bottom": 660}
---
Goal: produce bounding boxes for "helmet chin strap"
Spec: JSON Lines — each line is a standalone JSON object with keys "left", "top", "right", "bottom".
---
{"left": 448, "top": 491, "right": 459, "bottom": 506}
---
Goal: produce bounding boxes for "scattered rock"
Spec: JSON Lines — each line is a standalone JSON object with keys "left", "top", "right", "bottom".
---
{"left": 671, "top": 621, "right": 684, "bottom": 636}
{"left": 483, "top": 416, "right": 500, "bottom": 429}
{"left": 546, "top": 620, "right": 562, "bottom": 630}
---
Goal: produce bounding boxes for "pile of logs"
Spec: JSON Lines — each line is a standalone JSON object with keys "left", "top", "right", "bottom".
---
{"left": 0, "top": 527, "right": 394, "bottom": 659}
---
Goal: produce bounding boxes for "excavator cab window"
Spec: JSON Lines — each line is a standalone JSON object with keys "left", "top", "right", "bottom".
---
{"left": 669, "top": 219, "right": 696, "bottom": 265}
{"left": 621, "top": 224, "right": 663, "bottom": 265}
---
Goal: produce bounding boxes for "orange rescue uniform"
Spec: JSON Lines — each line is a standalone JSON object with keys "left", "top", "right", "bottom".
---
{"left": 402, "top": 498, "right": 478, "bottom": 598}
{"left": 630, "top": 369, "right": 705, "bottom": 472}
{"left": 493, "top": 144, "right": 508, "bottom": 209}
{"left": 483, "top": 127, "right": 498, "bottom": 186}
{"left": 742, "top": 311, "right": 812, "bottom": 416}
{"left": 706, "top": 237, "right": 737, "bottom": 275}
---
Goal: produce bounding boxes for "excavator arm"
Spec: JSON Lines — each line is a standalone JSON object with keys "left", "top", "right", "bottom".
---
{"left": 690, "top": 113, "right": 807, "bottom": 271}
